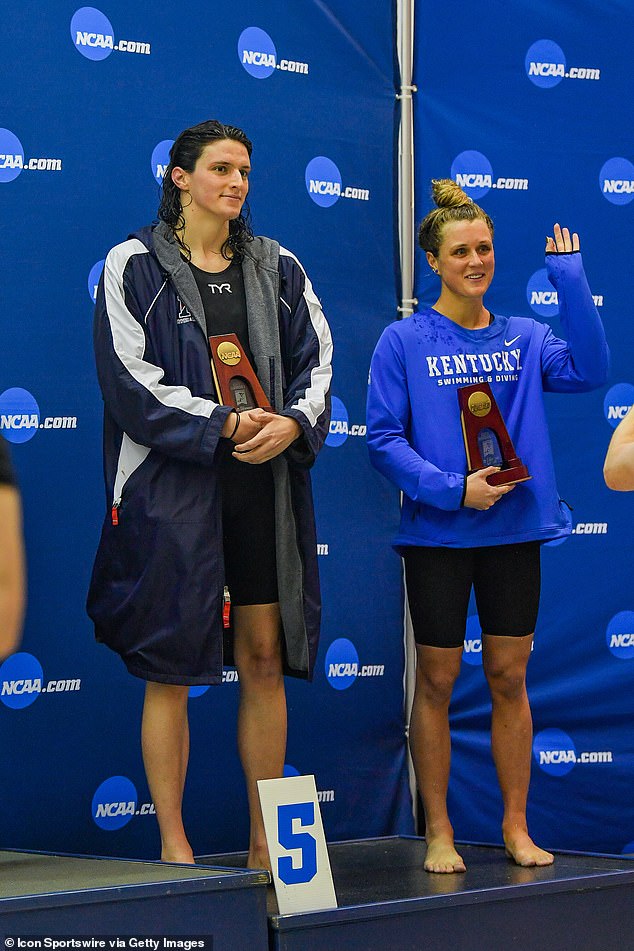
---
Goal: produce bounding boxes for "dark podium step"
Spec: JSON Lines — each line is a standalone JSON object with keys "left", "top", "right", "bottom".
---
{"left": 205, "top": 835, "right": 634, "bottom": 951}
{"left": 0, "top": 849, "right": 269, "bottom": 951}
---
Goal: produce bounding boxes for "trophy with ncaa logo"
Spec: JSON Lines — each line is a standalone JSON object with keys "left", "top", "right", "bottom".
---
{"left": 458, "top": 383, "right": 530, "bottom": 486}
{"left": 209, "top": 334, "right": 273, "bottom": 412}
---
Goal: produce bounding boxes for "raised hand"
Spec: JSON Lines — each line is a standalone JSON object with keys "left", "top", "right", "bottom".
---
{"left": 545, "top": 222, "right": 580, "bottom": 253}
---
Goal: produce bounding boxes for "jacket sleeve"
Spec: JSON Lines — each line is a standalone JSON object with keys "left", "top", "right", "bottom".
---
{"left": 366, "top": 327, "right": 465, "bottom": 511}
{"left": 94, "top": 240, "right": 232, "bottom": 464}
{"left": 278, "top": 251, "right": 333, "bottom": 467}
{"left": 541, "top": 251, "right": 610, "bottom": 392}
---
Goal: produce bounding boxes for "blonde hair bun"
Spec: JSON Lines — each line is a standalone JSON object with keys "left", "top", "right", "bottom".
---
{"left": 431, "top": 178, "right": 472, "bottom": 209}
{"left": 418, "top": 178, "right": 492, "bottom": 254}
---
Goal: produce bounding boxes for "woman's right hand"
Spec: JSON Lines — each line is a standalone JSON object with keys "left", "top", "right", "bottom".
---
{"left": 463, "top": 467, "right": 515, "bottom": 510}
{"left": 221, "top": 409, "right": 264, "bottom": 443}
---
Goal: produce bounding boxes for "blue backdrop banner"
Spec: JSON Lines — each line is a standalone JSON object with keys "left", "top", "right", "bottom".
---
{"left": 0, "top": 0, "right": 412, "bottom": 857}
{"left": 413, "top": 0, "right": 634, "bottom": 855}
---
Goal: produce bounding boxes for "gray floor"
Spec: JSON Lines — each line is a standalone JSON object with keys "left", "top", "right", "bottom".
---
{"left": 0, "top": 849, "right": 242, "bottom": 899}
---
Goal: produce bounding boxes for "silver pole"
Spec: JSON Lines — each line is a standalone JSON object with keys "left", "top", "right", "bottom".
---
{"left": 397, "top": 0, "right": 419, "bottom": 824}
{"left": 397, "top": 0, "right": 417, "bottom": 319}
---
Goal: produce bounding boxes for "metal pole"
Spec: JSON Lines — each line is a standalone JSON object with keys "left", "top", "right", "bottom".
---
{"left": 397, "top": 0, "right": 417, "bottom": 319}
{"left": 397, "top": 0, "right": 419, "bottom": 826}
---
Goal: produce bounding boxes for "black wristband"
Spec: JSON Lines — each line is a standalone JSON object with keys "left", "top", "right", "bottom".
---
{"left": 229, "top": 410, "right": 241, "bottom": 440}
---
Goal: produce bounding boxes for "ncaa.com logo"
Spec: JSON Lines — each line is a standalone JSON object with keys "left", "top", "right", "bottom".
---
{"left": 462, "top": 615, "right": 534, "bottom": 664}
{"left": 546, "top": 518, "right": 607, "bottom": 541}
{"left": 0, "top": 128, "right": 62, "bottom": 183}
{"left": 188, "top": 668, "right": 239, "bottom": 698}
{"left": 238, "top": 27, "right": 308, "bottom": 79}
{"left": 571, "top": 520, "right": 607, "bottom": 536}
{"left": 326, "top": 396, "right": 366, "bottom": 447}
{"left": 0, "top": 652, "right": 81, "bottom": 710}
{"left": 450, "top": 151, "right": 528, "bottom": 200}
{"left": 526, "top": 268, "right": 604, "bottom": 317}
{"left": 151, "top": 139, "right": 174, "bottom": 184}
{"left": 604, "top": 383, "right": 634, "bottom": 429}
{"left": 92, "top": 776, "right": 155, "bottom": 831}
{"left": 284, "top": 764, "right": 335, "bottom": 804}
{"left": 533, "top": 728, "right": 612, "bottom": 776}
{"left": 88, "top": 259, "right": 105, "bottom": 303}
{"left": 462, "top": 616, "right": 483, "bottom": 666}
{"left": 525, "top": 40, "right": 600, "bottom": 88}
{"left": 606, "top": 611, "right": 634, "bottom": 660}
{"left": 324, "top": 638, "right": 384, "bottom": 691}
{"left": 599, "top": 157, "right": 634, "bottom": 206}
{"left": 0, "top": 388, "right": 78, "bottom": 443}
{"left": 305, "top": 157, "right": 370, "bottom": 208}
{"left": 70, "top": 7, "right": 151, "bottom": 60}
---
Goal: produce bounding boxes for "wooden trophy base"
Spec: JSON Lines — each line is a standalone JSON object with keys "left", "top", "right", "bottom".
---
{"left": 485, "top": 461, "right": 531, "bottom": 486}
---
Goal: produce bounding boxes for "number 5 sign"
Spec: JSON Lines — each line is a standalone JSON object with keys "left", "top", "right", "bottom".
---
{"left": 257, "top": 775, "right": 338, "bottom": 914}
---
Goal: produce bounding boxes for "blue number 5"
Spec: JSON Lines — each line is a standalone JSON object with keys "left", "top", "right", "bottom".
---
{"left": 277, "top": 802, "right": 318, "bottom": 884}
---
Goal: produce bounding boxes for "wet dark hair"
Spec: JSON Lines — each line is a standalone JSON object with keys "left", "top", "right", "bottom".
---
{"left": 157, "top": 119, "right": 254, "bottom": 260}
{"left": 418, "top": 179, "right": 494, "bottom": 257}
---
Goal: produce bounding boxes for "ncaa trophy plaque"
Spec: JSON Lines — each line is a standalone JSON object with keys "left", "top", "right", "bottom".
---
{"left": 458, "top": 383, "right": 530, "bottom": 486}
{"left": 209, "top": 333, "right": 273, "bottom": 412}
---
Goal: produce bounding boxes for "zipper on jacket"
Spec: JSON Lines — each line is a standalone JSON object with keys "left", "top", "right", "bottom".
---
{"left": 268, "top": 357, "right": 276, "bottom": 410}
{"left": 223, "top": 585, "right": 231, "bottom": 629}
{"left": 111, "top": 498, "right": 121, "bottom": 526}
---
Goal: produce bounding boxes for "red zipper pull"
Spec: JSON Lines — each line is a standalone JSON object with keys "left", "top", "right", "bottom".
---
{"left": 111, "top": 499, "right": 121, "bottom": 525}
{"left": 223, "top": 586, "right": 231, "bottom": 629}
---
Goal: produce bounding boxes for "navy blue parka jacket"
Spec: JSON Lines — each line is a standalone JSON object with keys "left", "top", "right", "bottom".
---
{"left": 87, "top": 222, "right": 332, "bottom": 685}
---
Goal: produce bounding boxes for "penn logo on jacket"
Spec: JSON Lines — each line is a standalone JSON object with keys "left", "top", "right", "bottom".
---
{"left": 176, "top": 298, "right": 195, "bottom": 324}
{"left": 426, "top": 347, "right": 523, "bottom": 386}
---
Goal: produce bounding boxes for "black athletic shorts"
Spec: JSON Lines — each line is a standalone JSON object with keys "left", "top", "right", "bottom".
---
{"left": 403, "top": 542, "right": 541, "bottom": 648}
{"left": 220, "top": 450, "right": 278, "bottom": 606}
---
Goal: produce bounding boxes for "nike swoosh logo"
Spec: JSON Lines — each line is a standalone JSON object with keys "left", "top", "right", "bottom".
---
{"left": 504, "top": 335, "right": 521, "bottom": 346}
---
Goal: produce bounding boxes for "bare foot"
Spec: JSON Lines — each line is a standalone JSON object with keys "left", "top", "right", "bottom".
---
{"left": 247, "top": 847, "right": 272, "bottom": 872}
{"left": 161, "top": 846, "right": 196, "bottom": 865}
{"left": 504, "top": 830, "right": 554, "bottom": 867}
{"left": 424, "top": 834, "right": 466, "bottom": 873}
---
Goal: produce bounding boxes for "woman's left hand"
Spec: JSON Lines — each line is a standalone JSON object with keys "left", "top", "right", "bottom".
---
{"left": 232, "top": 412, "right": 302, "bottom": 463}
{"left": 546, "top": 222, "right": 580, "bottom": 253}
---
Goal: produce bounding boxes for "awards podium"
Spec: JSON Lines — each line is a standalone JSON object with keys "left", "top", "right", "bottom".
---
{"left": 2, "top": 841, "right": 633, "bottom": 951}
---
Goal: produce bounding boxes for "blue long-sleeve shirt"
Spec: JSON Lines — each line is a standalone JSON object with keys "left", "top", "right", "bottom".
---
{"left": 366, "top": 251, "right": 609, "bottom": 549}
